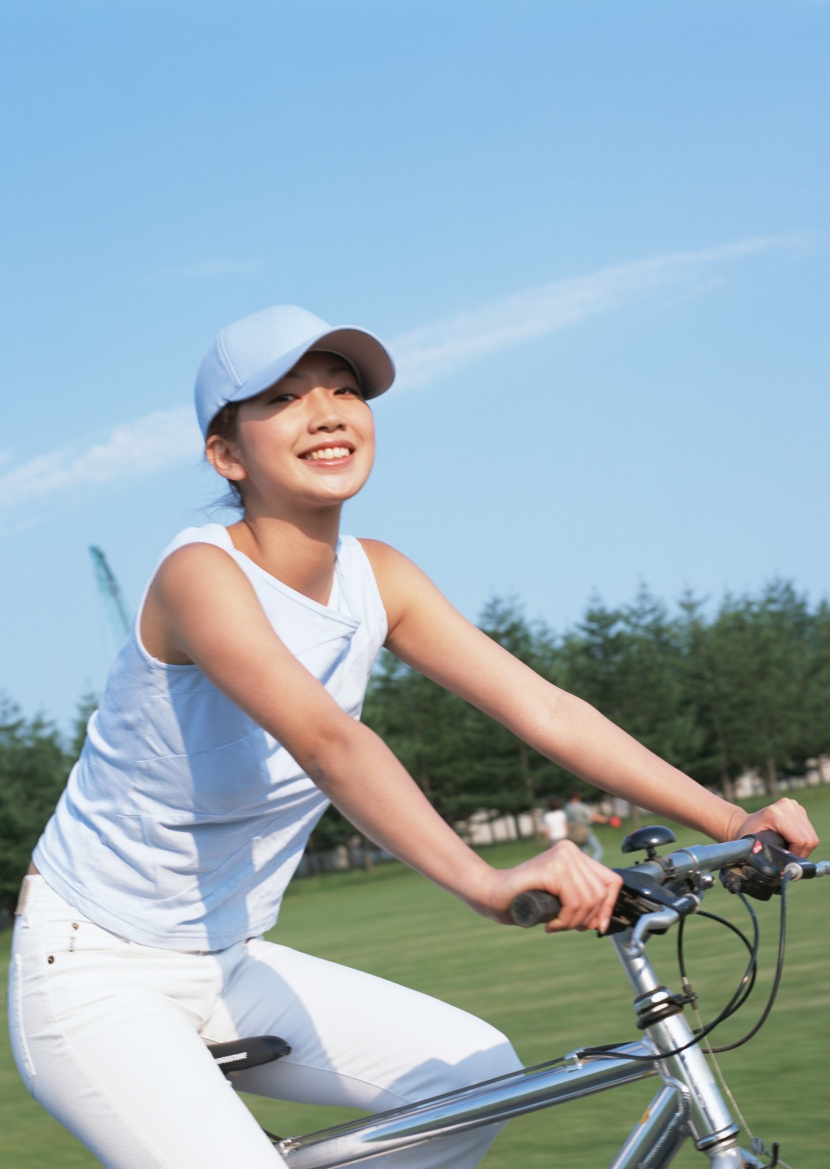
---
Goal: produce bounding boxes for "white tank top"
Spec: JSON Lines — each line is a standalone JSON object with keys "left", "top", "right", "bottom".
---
{"left": 34, "top": 525, "right": 388, "bottom": 951}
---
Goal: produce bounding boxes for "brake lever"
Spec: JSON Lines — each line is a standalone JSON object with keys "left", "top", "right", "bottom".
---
{"left": 629, "top": 906, "right": 681, "bottom": 953}
{"left": 603, "top": 868, "right": 700, "bottom": 937}
{"left": 721, "top": 830, "right": 817, "bottom": 900}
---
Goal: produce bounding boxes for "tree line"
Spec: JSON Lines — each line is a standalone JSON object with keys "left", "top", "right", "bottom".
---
{"left": 2, "top": 580, "right": 829, "bottom": 911}
{"left": 325, "top": 579, "right": 830, "bottom": 851}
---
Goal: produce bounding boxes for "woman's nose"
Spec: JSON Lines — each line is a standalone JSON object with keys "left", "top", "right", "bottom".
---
{"left": 307, "top": 390, "right": 346, "bottom": 431}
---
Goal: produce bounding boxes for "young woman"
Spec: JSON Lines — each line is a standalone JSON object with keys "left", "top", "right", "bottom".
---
{"left": 9, "top": 304, "right": 818, "bottom": 1169}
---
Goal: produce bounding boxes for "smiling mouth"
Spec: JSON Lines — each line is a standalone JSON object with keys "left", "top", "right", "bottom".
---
{"left": 301, "top": 446, "right": 353, "bottom": 462}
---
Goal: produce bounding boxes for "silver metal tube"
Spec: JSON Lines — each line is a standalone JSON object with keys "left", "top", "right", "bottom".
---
{"left": 623, "top": 839, "right": 753, "bottom": 888}
{"left": 613, "top": 934, "right": 739, "bottom": 1150}
{"left": 608, "top": 1082, "right": 690, "bottom": 1169}
{"left": 278, "top": 1045, "right": 657, "bottom": 1168}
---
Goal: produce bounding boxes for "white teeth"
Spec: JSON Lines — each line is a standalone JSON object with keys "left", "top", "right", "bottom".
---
{"left": 304, "top": 447, "right": 350, "bottom": 461}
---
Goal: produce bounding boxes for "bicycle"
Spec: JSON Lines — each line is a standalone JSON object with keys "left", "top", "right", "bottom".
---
{"left": 208, "top": 828, "right": 828, "bottom": 1168}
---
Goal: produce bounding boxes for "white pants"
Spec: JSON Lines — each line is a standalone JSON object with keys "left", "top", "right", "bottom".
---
{"left": 8, "top": 877, "right": 520, "bottom": 1169}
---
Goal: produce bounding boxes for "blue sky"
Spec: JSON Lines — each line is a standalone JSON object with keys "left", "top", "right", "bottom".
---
{"left": 1, "top": 0, "right": 828, "bottom": 732}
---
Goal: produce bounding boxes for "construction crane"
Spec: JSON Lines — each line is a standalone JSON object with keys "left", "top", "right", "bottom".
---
{"left": 89, "top": 546, "right": 131, "bottom": 647}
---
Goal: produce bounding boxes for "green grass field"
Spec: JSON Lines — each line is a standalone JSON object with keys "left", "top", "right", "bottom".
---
{"left": 2, "top": 787, "right": 828, "bottom": 1167}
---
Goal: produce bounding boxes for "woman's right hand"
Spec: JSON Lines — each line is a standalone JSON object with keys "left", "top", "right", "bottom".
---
{"left": 480, "top": 841, "right": 623, "bottom": 935}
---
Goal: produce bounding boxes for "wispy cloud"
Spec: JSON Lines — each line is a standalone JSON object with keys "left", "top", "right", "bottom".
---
{"left": 390, "top": 236, "right": 804, "bottom": 390}
{"left": 0, "top": 408, "right": 201, "bottom": 512}
{"left": 1, "top": 235, "right": 808, "bottom": 520}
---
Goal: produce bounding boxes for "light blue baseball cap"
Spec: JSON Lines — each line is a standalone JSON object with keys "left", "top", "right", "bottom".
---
{"left": 195, "top": 304, "right": 396, "bottom": 438}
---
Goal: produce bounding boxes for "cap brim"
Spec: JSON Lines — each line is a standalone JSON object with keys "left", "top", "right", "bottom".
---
{"left": 226, "top": 325, "right": 395, "bottom": 409}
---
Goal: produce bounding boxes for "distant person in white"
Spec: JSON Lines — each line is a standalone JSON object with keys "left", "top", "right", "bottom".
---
{"left": 542, "top": 796, "right": 568, "bottom": 845}
{"left": 9, "top": 304, "right": 819, "bottom": 1169}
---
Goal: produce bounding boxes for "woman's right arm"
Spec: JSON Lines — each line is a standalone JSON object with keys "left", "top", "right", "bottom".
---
{"left": 141, "top": 544, "right": 621, "bottom": 934}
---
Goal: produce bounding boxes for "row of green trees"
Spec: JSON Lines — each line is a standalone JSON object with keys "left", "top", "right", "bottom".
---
{"left": 3, "top": 580, "right": 829, "bottom": 909}
{"left": 0, "top": 697, "right": 93, "bottom": 917}
{"left": 312, "top": 579, "right": 830, "bottom": 856}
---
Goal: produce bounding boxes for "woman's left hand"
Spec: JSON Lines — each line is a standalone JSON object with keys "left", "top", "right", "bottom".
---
{"left": 726, "top": 797, "right": 819, "bottom": 858}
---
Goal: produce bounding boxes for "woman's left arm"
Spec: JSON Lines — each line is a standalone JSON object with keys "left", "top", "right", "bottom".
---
{"left": 362, "top": 540, "right": 819, "bottom": 857}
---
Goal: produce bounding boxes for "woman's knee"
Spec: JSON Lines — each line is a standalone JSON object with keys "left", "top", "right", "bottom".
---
{"left": 453, "top": 1023, "right": 521, "bottom": 1085}
{"left": 397, "top": 1018, "right": 521, "bottom": 1105}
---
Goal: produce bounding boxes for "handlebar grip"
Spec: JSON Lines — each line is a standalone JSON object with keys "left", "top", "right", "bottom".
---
{"left": 510, "top": 890, "right": 562, "bottom": 928}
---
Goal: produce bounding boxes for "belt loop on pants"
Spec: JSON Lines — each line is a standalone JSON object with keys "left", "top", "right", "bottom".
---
{"left": 15, "top": 875, "right": 40, "bottom": 917}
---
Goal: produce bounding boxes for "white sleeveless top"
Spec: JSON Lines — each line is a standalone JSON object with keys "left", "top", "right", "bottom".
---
{"left": 34, "top": 525, "right": 388, "bottom": 951}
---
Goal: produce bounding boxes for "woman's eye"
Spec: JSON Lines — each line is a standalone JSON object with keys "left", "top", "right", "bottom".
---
{"left": 269, "top": 392, "right": 296, "bottom": 404}
{"left": 335, "top": 385, "right": 363, "bottom": 398}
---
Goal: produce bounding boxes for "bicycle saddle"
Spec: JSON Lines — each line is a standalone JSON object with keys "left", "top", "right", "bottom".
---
{"left": 207, "top": 1034, "right": 291, "bottom": 1076}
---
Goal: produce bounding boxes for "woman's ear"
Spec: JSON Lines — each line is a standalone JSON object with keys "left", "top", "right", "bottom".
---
{"left": 205, "top": 434, "right": 247, "bottom": 483}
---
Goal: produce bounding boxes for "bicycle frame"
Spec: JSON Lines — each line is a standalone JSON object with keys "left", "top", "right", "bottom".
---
{"left": 252, "top": 834, "right": 824, "bottom": 1168}
{"left": 274, "top": 936, "right": 759, "bottom": 1168}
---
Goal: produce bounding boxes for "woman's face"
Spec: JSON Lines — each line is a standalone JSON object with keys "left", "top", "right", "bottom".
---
{"left": 207, "top": 350, "right": 376, "bottom": 514}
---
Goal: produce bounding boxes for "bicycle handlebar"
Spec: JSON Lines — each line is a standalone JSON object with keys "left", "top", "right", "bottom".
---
{"left": 510, "top": 831, "right": 827, "bottom": 929}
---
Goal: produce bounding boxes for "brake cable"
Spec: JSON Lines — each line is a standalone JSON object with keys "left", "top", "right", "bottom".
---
{"left": 578, "top": 872, "right": 790, "bottom": 1064}
{"left": 702, "top": 875, "right": 790, "bottom": 1054}
{"left": 678, "top": 895, "right": 760, "bottom": 1047}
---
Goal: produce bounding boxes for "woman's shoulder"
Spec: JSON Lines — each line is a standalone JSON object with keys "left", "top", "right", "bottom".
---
{"left": 143, "top": 525, "right": 239, "bottom": 602}
{"left": 352, "top": 540, "right": 458, "bottom": 645}
{"left": 352, "top": 539, "right": 425, "bottom": 602}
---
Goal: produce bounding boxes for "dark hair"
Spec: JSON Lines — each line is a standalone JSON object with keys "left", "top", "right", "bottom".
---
{"left": 206, "top": 401, "right": 245, "bottom": 511}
